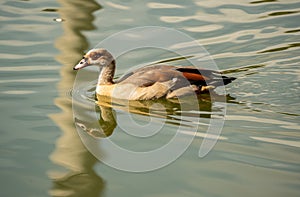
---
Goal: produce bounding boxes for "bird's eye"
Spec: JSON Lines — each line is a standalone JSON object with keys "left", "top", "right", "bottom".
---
{"left": 92, "top": 53, "right": 102, "bottom": 60}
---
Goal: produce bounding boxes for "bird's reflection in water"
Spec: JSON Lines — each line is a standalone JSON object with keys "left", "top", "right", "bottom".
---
{"left": 74, "top": 104, "right": 116, "bottom": 138}
{"left": 74, "top": 93, "right": 235, "bottom": 139}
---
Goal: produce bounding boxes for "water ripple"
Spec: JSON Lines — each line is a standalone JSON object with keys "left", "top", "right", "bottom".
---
{"left": 147, "top": 2, "right": 185, "bottom": 9}
{"left": 258, "top": 42, "right": 300, "bottom": 53}
{"left": 250, "top": 136, "right": 300, "bottom": 148}
{"left": 250, "top": 0, "right": 277, "bottom": 4}
{"left": 0, "top": 66, "right": 59, "bottom": 72}
{"left": 261, "top": 10, "right": 300, "bottom": 18}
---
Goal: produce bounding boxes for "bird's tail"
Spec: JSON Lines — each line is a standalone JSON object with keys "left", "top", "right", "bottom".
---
{"left": 209, "top": 76, "right": 236, "bottom": 86}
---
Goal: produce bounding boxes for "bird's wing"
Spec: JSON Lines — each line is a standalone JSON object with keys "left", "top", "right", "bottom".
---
{"left": 116, "top": 64, "right": 234, "bottom": 88}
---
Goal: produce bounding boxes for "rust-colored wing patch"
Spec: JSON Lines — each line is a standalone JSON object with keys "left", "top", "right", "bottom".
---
{"left": 182, "top": 72, "right": 208, "bottom": 81}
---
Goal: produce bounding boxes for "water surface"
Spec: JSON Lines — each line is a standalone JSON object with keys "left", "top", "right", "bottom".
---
{"left": 0, "top": 0, "right": 300, "bottom": 197}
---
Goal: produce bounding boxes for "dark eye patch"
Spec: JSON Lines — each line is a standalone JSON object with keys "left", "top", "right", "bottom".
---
{"left": 91, "top": 52, "right": 102, "bottom": 60}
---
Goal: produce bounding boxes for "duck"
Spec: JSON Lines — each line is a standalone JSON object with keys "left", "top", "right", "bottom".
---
{"left": 73, "top": 48, "right": 236, "bottom": 100}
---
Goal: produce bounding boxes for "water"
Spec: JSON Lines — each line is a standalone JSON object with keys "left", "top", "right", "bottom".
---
{"left": 1, "top": 0, "right": 300, "bottom": 196}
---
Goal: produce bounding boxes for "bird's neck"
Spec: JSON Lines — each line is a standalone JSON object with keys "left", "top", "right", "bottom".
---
{"left": 98, "top": 60, "right": 116, "bottom": 85}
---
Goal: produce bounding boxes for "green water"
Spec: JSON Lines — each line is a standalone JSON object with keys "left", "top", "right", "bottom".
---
{"left": 1, "top": 0, "right": 300, "bottom": 197}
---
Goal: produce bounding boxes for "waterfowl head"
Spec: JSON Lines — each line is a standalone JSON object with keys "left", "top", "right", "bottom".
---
{"left": 73, "top": 48, "right": 115, "bottom": 70}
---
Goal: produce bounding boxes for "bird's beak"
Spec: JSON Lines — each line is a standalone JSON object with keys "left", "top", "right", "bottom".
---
{"left": 73, "top": 58, "right": 89, "bottom": 70}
